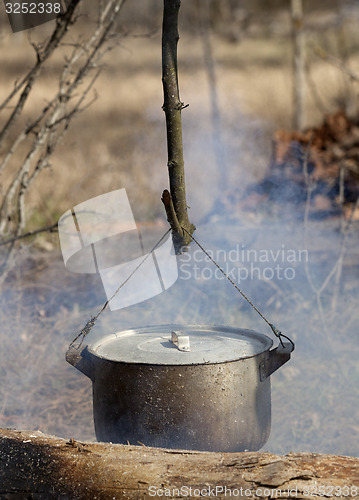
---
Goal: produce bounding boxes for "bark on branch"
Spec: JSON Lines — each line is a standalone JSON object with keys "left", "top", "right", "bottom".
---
{"left": 0, "top": 0, "right": 82, "bottom": 146}
{"left": 0, "top": 429, "right": 358, "bottom": 499}
{"left": 161, "top": 0, "right": 195, "bottom": 253}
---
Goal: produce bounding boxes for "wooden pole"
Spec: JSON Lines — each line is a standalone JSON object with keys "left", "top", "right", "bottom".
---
{"left": 161, "top": 0, "right": 195, "bottom": 253}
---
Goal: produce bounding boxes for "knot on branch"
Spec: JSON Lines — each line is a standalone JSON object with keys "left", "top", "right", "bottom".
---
{"left": 176, "top": 101, "right": 189, "bottom": 111}
{"left": 161, "top": 189, "right": 195, "bottom": 254}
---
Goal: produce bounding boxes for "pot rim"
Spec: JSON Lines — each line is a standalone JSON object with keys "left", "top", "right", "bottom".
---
{"left": 86, "top": 323, "right": 274, "bottom": 366}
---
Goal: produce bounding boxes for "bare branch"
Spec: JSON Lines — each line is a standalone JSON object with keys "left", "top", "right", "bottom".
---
{"left": 0, "top": 0, "right": 127, "bottom": 279}
{"left": 0, "top": 0, "right": 82, "bottom": 145}
{"left": 0, "top": 223, "right": 58, "bottom": 247}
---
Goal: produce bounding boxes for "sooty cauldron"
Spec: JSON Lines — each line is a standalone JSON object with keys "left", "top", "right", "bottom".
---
{"left": 66, "top": 324, "right": 294, "bottom": 452}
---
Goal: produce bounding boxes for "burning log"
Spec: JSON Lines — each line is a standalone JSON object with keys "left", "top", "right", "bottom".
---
{"left": 0, "top": 428, "right": 358, "bottom": 499}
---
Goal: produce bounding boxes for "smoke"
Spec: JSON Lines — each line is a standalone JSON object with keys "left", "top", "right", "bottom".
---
{"left": 1, "top": 66, "right": 359, "bottom": 454}
{"left": 1, "top": 183, "right": 358, "bottom": 456}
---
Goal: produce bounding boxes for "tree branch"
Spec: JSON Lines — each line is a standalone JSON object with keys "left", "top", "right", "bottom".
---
{"left": 161, "top": 0, "right": 195, "bottom": 253}
{"left": 0, "top": 0, "right": 82, "bottom": 145}
{"left": 0, "top": 0, "right": 127, "bottom": 284}
{"left": 0, "top": 223, "right": 58, "bottom": 247}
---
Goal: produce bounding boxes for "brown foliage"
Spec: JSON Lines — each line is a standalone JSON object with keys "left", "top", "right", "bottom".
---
{"left": 244, "top": 111, "right": 359, "bottom": 219}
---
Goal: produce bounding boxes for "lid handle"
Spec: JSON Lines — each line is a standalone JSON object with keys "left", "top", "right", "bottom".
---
{"left": 171, "top": 331, "right": 191, "bottom": 352}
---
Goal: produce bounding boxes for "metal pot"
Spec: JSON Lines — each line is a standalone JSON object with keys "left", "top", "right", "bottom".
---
{"left": 66, "top": 324, "right": 294, "bottom": 452}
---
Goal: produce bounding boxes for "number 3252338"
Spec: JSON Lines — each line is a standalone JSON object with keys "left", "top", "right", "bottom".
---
{"left": 5, "top": 3, "right": 62, "bottom": 15}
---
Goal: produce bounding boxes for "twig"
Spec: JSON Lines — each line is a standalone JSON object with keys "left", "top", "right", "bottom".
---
{"left": 302, "top": 136, "right": 317, "bottom": 294}
{"left": 0, "top": 94, "right": 61, "bottom": 177}
{"left": 0, "top": 223, "right": 58, "bottom": 247}
{"left": 0, "top": 0, "right": 126, "bottom": 235}
{"left": 0, "top": 0, "right": 82, "bottom": 145}
{"left": 302, "top": 136, "right": 359, "bottom": 333}
{"left": 161, "top": 190, "right": 182, "bottom": 236}
{"left": 311, "top": 43, "right": 359, "bottom": 84}
{"left": 302, "top": 139, "right": 335, "bottom": 337}
{"left": 0, "top": 0, "right": 127, "bottom": 284}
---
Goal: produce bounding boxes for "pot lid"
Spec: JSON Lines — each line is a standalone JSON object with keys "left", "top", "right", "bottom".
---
{"left": 88, "top": 324, "right": 273, "bottom": 365}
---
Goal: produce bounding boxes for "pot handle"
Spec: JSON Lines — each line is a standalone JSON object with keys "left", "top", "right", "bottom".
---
{"left": 259, "top": 342, "right": 295, "bottom": 381}
{"left": 66, "top": 345, "right": 95, "bottom": 381}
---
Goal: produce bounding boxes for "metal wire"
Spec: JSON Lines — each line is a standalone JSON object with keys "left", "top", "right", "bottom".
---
{"left": 182, "top": 227, "right": 294, "bottom": 349}
{"left": 70, "top": 228, "right": 171, "bottom": 349}
{"left": 70, "top": 226, "right": 294, "bottom": 351}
